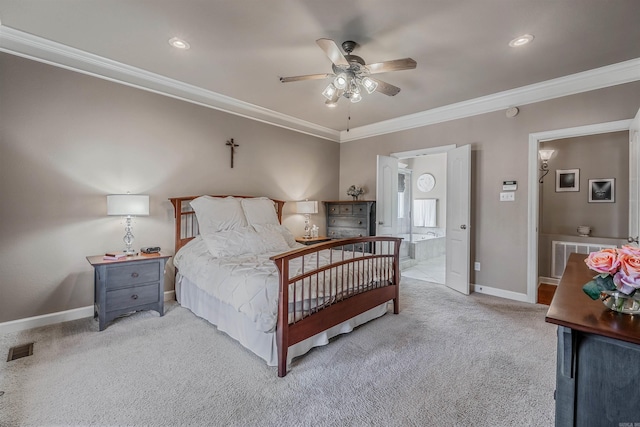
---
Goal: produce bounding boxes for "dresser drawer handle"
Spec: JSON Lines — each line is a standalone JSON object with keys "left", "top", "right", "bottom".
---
{"left": 358, "top": 221, "right": 362, "bottom": 225}
{"left": 332, "top": 220, "right": 336, "bottom": 224}
{"left": 131, "top": 294, "right": 138, "bottom": 300}
{"left": 359, "top": 234, "right": 363, "bottom": 237}
{"left": 131, "top": 272, "right": 139, "bottom": 278}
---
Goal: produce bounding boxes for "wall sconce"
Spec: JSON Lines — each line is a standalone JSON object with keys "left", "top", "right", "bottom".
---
{"left": 538, "top": 149, "right": 555, "bottom": 183}
{"left": 296, "top": 200, "right": 318, "bottom": 239}
{"left": 107, "top": 194, "right": 150, "bottom": 255}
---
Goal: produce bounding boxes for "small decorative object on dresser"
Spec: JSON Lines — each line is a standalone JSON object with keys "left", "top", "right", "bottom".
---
{"left": 86, "top": 253, "right": 171, "bottom": 331}
{"left": 346, "top": 185, "right": 365, "bottom": 200}
{"left": 325, "top": 200, "right": 376, "bottom": 252}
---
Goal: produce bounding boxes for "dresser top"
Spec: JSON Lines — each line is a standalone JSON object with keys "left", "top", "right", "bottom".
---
{"left": 545, "top": 253, "right": 640, "bottom": 345}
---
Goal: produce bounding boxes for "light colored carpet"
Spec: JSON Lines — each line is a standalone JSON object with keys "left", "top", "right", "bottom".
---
{"left": 0, "top": 278, "right": 557, "bottom": 426}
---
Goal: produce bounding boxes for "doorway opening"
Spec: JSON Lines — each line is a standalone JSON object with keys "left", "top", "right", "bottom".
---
{"left": 390, "top": 146, "right": 454, "bottom": 285}
{"left": 527, "top": 118, "right": 636, "bottom": 303}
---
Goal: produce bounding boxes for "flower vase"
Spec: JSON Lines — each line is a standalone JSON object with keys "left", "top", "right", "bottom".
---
{"left": 600, "top": 290, "right": 640, "bottom": 314}
{"left": 352, "top": 196, "right": 358, "bottom": 201}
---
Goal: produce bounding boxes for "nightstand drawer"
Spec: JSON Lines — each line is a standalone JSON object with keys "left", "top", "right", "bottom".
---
{"left": 106, "top": 283, "right": 160, "bottom": 312}
{"left": 328, "top": 216, "right": 367, "bottom": 228}
{"left": 106, "top": 262, "right": 159, "bottom": 288}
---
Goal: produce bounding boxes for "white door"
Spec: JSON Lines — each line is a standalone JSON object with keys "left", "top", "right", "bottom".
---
{"left": 376, "top": 155, "right": 398, "bottom": 237}
{"left": 629, "top": 108, "right": 640, "bottom": 246}
{"left": 446, "top": 145, "right": 471, "bottom": 294}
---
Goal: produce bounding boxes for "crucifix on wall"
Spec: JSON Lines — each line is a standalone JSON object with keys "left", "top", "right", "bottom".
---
{"left": 225, "top": 138, "right": 239, "bottom": 168}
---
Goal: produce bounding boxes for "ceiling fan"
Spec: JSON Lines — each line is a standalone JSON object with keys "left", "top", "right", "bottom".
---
{"left": 279, "top": 39, "right": 417, "bottom": 106}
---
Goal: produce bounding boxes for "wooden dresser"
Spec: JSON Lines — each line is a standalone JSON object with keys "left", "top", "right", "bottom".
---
{"left": 324, "top": 200, "right": 375, "bottom": 252}
{"left": 545, "top": 253, "right": 640, "bottom": 426}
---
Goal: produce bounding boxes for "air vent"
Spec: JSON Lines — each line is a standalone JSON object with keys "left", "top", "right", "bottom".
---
{"left": 7, "top": 343, "right": 34, "bottom": 362}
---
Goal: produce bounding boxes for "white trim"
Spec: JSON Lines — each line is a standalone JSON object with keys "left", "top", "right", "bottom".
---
{"left": 0, "top": 306, "right": 94, "bottom": 334}
{"left": 527, "top": 120, "right": 634, "bottom": 304}
{"left": 0, "top": 291, "right": 176, "bottom": 334}
{"left": 1, "top": 25, "right": 639, "bottom": 143}
{"left": 391, "top": 144, "right": 457, "bottom": 159}
{"left": 472, "top": 283, "right": 529, "bottom": 303}
{"left": 539, "top": 277, "right": 560, "bottom": 287}
{"left": 0, "top": 25, "right": 340, "bottom": 143}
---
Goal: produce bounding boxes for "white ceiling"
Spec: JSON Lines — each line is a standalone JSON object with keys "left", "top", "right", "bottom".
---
{"left": 1, "top": 0, "right": 640, "bottom": 141}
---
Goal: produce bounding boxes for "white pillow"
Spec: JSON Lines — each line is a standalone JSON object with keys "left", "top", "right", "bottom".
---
{"left": 253, "top": 223, "right": 297, "bottom": 248}
{"left": 254, "top": 225, "right": 292, "bottom": 252}
{"left": 202, "top": 227, "right": 261, "bottom": 258}
{"left": 240, "top": 197, "right": 280, "bottom": 226}
{"left": 190, "top": 196, "right": 248, "bottom": 233}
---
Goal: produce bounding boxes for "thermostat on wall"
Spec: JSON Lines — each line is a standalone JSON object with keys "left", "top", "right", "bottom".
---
{"left": 503, "top": 180, "right": 517, "bottom": 191}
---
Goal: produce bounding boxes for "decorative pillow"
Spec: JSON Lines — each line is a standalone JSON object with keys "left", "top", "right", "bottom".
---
{"left": 190, "top": 196, "right": 248, "bottom": 234}
{"left": 253, "top": 223, "right": 297, "bottom": 248}
{"left": 240, "top": 197, "right": 280, "bottom": 226}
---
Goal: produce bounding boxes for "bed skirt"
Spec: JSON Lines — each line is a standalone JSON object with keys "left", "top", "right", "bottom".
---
{"left": 176, "top": 273, "right": 390, "bottom": 367}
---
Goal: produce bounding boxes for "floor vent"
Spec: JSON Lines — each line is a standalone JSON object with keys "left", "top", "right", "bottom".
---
{"left": 7, "top": 343, "right": 34, "bottom": 362}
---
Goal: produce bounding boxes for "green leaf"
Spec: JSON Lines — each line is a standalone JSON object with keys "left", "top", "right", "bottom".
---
{"left": 583, "top": 280, "right": 601, "bottom": 300}
{"left": 594, "top": 274, "right": 616, "bottom": 291}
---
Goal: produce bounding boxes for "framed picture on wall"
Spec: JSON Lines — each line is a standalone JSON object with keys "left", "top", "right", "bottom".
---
{"left": 589, "top": 178, "right": 615, "bottom": 203}
{"left": 556, "top": 169, "right": 580, "bottom": 192}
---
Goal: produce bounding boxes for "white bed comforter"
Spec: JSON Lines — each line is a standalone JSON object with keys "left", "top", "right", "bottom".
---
{"left": 174, "top": 236, "right": 385, "bottom": 333}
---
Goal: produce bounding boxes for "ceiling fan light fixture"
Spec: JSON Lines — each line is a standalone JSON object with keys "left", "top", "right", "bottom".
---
{"left": 322, "top": 83, "right": 337, "bottom": 100}
{"left": 350, "top": 91, "right": 362, "bottom": 103}
{"left": 334, "top": 73, "right": 348, "bottom": 90}
{"left": 361, "top": 77, "right": 378, "bottom": 94}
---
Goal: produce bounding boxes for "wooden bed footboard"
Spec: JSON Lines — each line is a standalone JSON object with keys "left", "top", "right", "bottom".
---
{"left": 270, "top": 236, "right": 402, "bottom": 377}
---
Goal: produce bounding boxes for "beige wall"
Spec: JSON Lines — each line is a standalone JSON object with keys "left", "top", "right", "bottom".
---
{"left": 540, "top": 132, "right": 629, "bottom": 238}
{"left": 0, "top": 53, "right": 339, "bottom": 323}
{"left": 339, "top": 82, "right": 640, "bottom": 294}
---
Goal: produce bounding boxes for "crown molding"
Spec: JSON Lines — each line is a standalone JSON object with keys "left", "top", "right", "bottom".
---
{"left": 0, "top": 25, "right": 340, "bottom": 142}
{"left": 340, "top": 57, "right": 640, "bottom": 142}
{"left": 1, "top": 25, "right": 638, "bottom": 144}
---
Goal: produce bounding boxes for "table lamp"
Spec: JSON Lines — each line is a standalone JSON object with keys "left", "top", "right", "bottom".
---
{"left": 296, "top": 200, "right": 318, "bottom": 239}
{"left": 107, "top": 194, "right": 150, "bottom": 255}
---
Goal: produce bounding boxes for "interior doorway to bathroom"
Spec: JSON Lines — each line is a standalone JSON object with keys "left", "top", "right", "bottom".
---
{"left": 399, "top": 153, "right": 447, "bottom": 284}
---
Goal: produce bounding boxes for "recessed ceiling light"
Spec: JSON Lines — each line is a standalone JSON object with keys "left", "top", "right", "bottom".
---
{"left": 509, "top": 34, "right": 534, "bottom": 47}
{"left": 168, "top": 37, "right": 190, "bottom": 49}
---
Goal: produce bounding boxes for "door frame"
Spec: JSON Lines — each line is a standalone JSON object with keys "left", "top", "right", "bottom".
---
{"left": 527, "top": 119, "right": 633, "bottom": 303}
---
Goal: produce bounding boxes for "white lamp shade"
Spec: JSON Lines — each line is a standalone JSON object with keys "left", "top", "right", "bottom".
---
{"left": 539, "top": 149, "right": 555, "bottom": 161}
{"left": 107, "top": 194, "right": 150, "bottom": 216}
{"left": 297, "top": 201, "right": 318, "bottom": 214}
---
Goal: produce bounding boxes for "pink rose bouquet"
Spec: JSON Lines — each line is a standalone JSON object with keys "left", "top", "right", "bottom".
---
{"left": 583, "top": 246, "right": 640, "bottom": 299}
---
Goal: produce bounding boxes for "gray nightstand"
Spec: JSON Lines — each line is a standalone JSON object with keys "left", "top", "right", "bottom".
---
{"left": 86, "top": 253, "right": 171, "bottom": 331}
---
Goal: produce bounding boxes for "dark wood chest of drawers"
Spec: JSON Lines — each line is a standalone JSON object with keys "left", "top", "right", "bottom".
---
{"left": 325, "top": 200, "right": 375, "bottom": 251}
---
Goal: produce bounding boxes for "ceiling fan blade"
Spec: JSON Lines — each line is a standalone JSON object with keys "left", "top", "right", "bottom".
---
{"left": 369, "top": 78, "right": 401, "bottom": 96}
{"left": 316, "top": 38, "right": 349, "bottom": 67}
{"left": 367, "top": 58, "right": 417, "bottom": 74}
{"left": 279, "top": 73, "right": 332, "bottom": 83}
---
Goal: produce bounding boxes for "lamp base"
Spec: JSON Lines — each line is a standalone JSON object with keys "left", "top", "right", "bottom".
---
{"left": 123, "top": 249, "right": 138, "bottom": 256}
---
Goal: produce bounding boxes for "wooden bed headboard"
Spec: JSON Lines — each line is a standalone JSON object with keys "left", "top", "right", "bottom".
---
{"left": 168, "top": 195, "right": 286, "bottom": 255}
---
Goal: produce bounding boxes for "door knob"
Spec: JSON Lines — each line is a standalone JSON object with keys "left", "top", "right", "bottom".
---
{"left": 460, "top": 225, "right": 467, "bottom": 230}
{"left": 628, "top": 236, "right": 639, "bottom": 244}
{"left": 378, "top": 221, "right": 384, "bottom": 225}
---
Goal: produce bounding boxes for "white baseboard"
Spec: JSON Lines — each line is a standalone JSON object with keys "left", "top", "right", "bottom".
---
{"left": 472, "top": 283, "right": 530, "bottom": 303}
{"left": 0, "top": 291, "right": 176, "bottom": 334}
{"left": 538, "top": 276, "right": 560, "bottom": 286}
